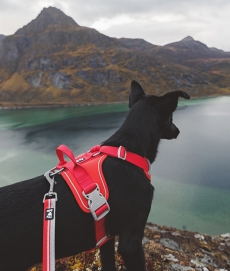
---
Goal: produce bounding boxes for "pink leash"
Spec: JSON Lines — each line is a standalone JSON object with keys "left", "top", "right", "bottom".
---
{"left": 43, "top": 170, "right": 58, "bottom": 271}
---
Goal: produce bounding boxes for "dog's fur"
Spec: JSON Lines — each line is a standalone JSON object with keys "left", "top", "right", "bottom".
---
{"left": 0, "top": 81, "right": 189, "bottom": 271}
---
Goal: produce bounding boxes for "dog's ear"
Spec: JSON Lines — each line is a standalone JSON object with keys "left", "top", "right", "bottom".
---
{"left": 160, "top": 91, "right": 190, "bottom": 115}
{"left": 129, "top": 80, "right": 146, "bottom": 108}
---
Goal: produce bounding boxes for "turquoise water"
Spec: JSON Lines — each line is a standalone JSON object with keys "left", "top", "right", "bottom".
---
{"left": 149, "top": 176, "right": 230, "bottom": 235}
{"left": 0, "top": 103, "right": 128, "bottom": 130}
{"left": 0, "top": 97, "right": 229, "bottom": 235}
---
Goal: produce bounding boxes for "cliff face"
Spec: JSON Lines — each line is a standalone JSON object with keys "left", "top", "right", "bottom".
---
{"left": 28, "top": 223, "right": 230, "bottom": 271}
{"left": 0, "top": 7, "right": 230, "bottom": 107}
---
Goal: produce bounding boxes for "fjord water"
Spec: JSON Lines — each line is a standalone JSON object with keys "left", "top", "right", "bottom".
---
{"left": 0, "top": 98, "right": 229, "bottom": 235}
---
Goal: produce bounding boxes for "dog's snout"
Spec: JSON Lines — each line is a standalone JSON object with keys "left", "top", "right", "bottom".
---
{"left": 174, "top": 127, "right": 180, "bottom": 138}
{"left": 161, "top": 123, "right": 180, "bottom": 140}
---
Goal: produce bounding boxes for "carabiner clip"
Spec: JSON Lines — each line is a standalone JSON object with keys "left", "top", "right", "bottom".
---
{"left": 43, "top": 169, "right": 58, "bottom": 202}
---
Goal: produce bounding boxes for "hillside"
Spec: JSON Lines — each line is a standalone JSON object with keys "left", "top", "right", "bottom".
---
{"left": 28, "top": 223, "right": 230, "bottom": 271}
{"left": 0, "top": 7, "right": 230, "bottom": 107}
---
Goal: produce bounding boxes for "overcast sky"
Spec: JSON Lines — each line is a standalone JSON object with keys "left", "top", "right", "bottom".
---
{"left": 1, "top": 0, "right": 230, "bottom": 51}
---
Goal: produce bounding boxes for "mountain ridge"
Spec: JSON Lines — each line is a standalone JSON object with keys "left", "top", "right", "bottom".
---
{"left": 0, "top": 6, "right": 230, "bottom": 107}
{"left": 15, "top": 7, "right": 79, "bottom": 37}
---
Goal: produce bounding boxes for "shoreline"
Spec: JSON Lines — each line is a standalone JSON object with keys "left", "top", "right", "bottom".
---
{"left": 0, "top": 101, "right": 128, "bottom": 110}
{"left": 0, "top": 94, "right": 229, "bottom": 110}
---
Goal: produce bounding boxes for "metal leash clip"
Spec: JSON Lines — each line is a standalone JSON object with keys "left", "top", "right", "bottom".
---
{"left": 43, "top": 168, "right": 61, "bottom": 202}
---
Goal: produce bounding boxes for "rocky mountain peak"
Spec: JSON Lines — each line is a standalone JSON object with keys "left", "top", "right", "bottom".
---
{"left": 39, "top": 6, "right": 77, "bottom": 24}
{"left": 180, "top": 36, "right": 195, "bottom": 42}
{"left": 165, "top": 35, "right": 209, "bottom": 52}
{"left": 15, "top": 6, "right": 79, "bottom": 36}
{"left": 181, "top": 36, "right": 195, "bottom": 42}
{"left": 41, "top": 6, "right": 66, "bottom": 15}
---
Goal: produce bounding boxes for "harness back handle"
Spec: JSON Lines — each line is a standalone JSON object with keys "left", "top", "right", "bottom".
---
{"left": 56, "top": 144, "right": 77, "bottom": 168}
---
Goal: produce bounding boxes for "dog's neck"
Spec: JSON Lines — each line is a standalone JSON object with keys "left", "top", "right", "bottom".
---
{"left": 102, "top": 104, "right": 161, "bottom": 164}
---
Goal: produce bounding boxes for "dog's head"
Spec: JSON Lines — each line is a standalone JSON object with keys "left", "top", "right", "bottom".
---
{"left": 129, "top": 80, "right": 190, "bottom": 140}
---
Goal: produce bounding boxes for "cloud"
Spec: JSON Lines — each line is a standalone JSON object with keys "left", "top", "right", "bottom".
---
{"left": 67, "top": 0, "right": 230, "bottom": 50}
{"left": 0, "top": 0, "right": 230, "bottom": 51}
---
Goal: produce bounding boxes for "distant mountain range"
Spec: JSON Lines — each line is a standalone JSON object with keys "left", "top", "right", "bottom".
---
{"left": 0, "top": 7, "right": 230, "bottom": 107}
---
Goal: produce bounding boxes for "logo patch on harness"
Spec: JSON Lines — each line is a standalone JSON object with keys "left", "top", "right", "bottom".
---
{"left": 45, "top": 208, "right": 54, "bottom": 220}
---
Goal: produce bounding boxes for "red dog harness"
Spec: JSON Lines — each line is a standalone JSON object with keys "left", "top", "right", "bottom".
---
{"left": 43, "top": 145, "right": 151, "bottom": 271}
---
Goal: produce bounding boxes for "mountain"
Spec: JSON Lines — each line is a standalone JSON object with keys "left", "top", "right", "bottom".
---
{"left": 150, "top": 36, "right": 230, "bottom": 64}
{"left": 119, "top": 38, "right": 157, "bottom": 51}
{"left": 15, "top": 7, "right": 79, "bottom": 36}
{"left": 0, "top": 7, "right": 230, "bottom": 107}
{"left": 0, "top": 35, "right": 5, "bottom": 42}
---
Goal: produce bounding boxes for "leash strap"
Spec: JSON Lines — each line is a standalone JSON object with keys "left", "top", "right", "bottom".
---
{"left": 43, "top": 197, "right": 56, "bottom": 271}
{"left": 43, "top": 170, "right": 58, "bottom": 271}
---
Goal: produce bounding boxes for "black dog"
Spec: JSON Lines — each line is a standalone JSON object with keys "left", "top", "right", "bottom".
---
{"left": 0, "top": 80, "right": 189, "bottom": 271}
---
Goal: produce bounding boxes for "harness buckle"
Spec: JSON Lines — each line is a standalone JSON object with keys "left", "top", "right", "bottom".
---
{"left": 82, "top": 184, "right": 110, "bottom": 221}
{"left": 118, "top": 146, "right": 127, "bottom": 160}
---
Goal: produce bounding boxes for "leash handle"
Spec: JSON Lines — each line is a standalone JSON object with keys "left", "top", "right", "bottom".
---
{"left": 56, "top": 145, "right": 77, "bottom": 168}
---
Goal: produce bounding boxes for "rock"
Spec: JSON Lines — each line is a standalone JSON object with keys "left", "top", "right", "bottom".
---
{"left": 201, "top": 254, "right": 215, "bottom": 266}
{"left": 169, "top": 263, "right": 194, "bottom": 271}
{"left": 27, "top": 59, "right": 38, "bottom": 70}
{"left": 50, "top": 72, "right": 71, "bottom": 89}
{"left": 165, "top": 253, "right": 179, "bottom": 262}
{"left": 142, "top": 237, "right": 150, "bottom": 245}
{"left": 77, "top": 69, "right": 125, "bottom": 89}
{"left": 221, "top": 233, "right": 230, "bottom": 239}
{"left": 160, "top": 238, "right": 182, "bottom": 252}
{"left": 88, "top": 55, "right": 107, "bottom": 69}
{"left": 6, "top": 43, "right": 19, "bottom": 61}
{"left": 199, "top": 241, "right": 212, "bottom": 252}
{"left": 40, "top": 57, "right": 51, "bottom": 71}
{"left": 195, "top": 233, "right": 205, "bottom": 240}
{"left": 172, "top": 232, "right": 181, "bottom": 236}
{"left": 146, "top": 224, "right": 160, "bottom": 231}
{"left": 27, "top": 72, "right": 43, "bottom": 87}
{"left": 191, "top": 259, "right": 205, "bottom": 267}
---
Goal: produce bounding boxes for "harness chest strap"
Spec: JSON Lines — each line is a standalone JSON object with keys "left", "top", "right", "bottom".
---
{"left": 60, "top": 168, "right": 110, "bottom": 247}
{"left": 56, "top": 145, "right": 110, "bottom": 220}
